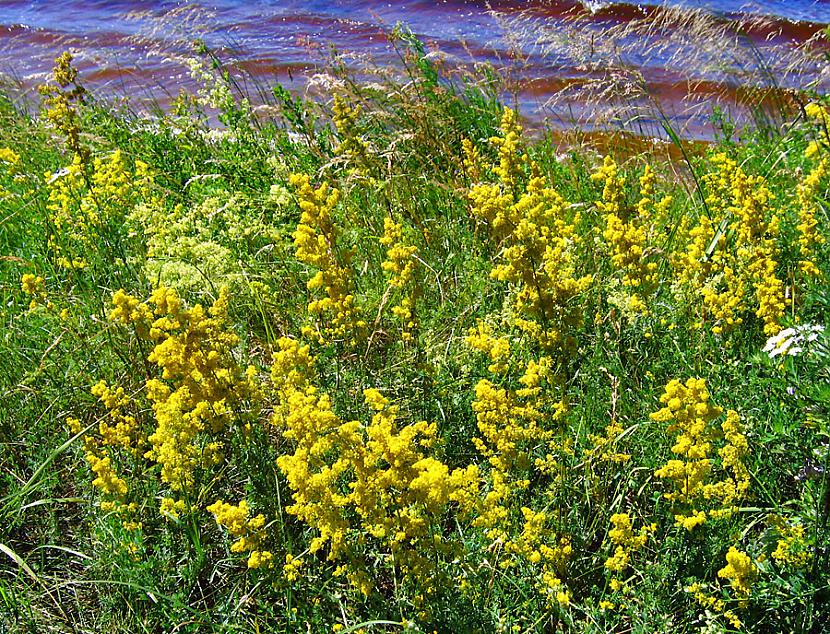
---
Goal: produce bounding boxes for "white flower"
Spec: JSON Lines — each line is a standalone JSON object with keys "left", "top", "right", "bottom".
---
{"left": 47, "top": 167, "right": 71, "bottom": 184}
{"left": 764, "top": 324, "right": 824, "bottom": 359}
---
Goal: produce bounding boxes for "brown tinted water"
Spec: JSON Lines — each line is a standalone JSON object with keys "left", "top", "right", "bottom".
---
{"left": 1, "top": 1, "right": 828, "bottom": 139}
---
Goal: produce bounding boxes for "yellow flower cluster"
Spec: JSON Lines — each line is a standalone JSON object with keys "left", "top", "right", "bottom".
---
{"left": 651, "top": 378, "right": 749, "bottom": 530}
{"left": 159, "top": 497, "right": 187, "bottom": 520}
{"left": 673, "top": 211, "right": 736, "bottom": 331}
{"left": 332, "top": 95, "right": 370, "bottom": 171}
{"left": 468, "top": 108, "right": 591, "bottom": 349}
{"left": 380, "top": 217, "right": 419, "bottom": 342}
{"left": 91, "top": 380, "right": 141, "bottom": 451}
{"left": 68, "top": 417, "right": 128, "bottom": 503}
{"left": 290, "top": 173, "right": 367, "bottom": 344}
{"left": 726, "top": 155, "right": 785, "bottom": 334}
{"left": 805, "top": 102, "right": 830, "bottom": 159}
{"left": 86, "top": 451, "right": 129, "bottom": 499}
{"left": 207, "top": 499, "right": 273, "bottom": 569}
{"left": 468, "top": 353, "right": 572, "bottom": 611}
{"left": 594, "top": 160, "right": 668, "bottom": 315}
{"left": 465, "top": 320, "right": 511, "bottom": 374}
{"left": 107, "top": 286, "right": 260, "bottom": 492}
{"left": 0, "top": 147, "right": 20, "bottom": 171}
{"left": 0, "top": 147, "right": 20, "bottom": 200}
{"left": 380, "top": 217, "right": 417, "bottom": 288}
{"left": 490, "top": 107, "right": 525, "bottom": 192}
{"left": 71, "top": 385, "right": 141, "bottom": 509}
{"left": 21, "top": 273, "right": 46, "bottom": 309}
{"left": 501, "top": 506, "right": 572, "bottom": 607}
{"left": 585, "top": 420, "right": 631, "bottom": 465}
{"left": 675, "top": 154, "right": 785, "bottom": 335}
{"left": 593, "top": 155, "right": 625, "bottom": 217}
{"left": 461, "top": 137, "right": 482, "bottom": 181}
{"left": 471, "top": 358, "right": 562, "bottom": 477}
{"left": 795, "top": 155, "right": 827, "bottom": 278}
{"left": 717, "top": 547, "right": 757, "bottom": 601}
{"left": 21, "top": 273, "right": 44, "bottom": 295}
{"left": 769, "top": 515, "right": 811, "bottom": 569}
{"left": 283, "top": 553, "right": 304, "bottom": 581}
{"left": 110, "top": 288, "right": 153, "bottom": 327}
{"left": 463, "top": 121, "right": 586, "bottom": 605}
{"left": 75, "top": 286, "right": 262, "bottom": 521}
{"left": 47, "top": 150, "right": 152, "bottom": 269}
{"left": 604, "top": 512, "right": 654, "bottom": 594}
{"left": 652, "top": 379, "right": 721, "bottom": 466}
{"left": 271, "top": 336, "right": 478, "bottom": 593}
{"left": 39, "top": 52, "right": 88, "bottom": 161}
{"left": 686, "top": 582, "right": 743, "bottom": 629}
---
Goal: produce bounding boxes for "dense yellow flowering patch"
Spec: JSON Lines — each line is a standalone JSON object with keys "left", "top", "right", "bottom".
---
{"left": 805, "top": 102, "right": 830, "bottom": 158}
{"left": 22, "top": 60, "right": 829, "bottom": 631}
{"left": 76, "top": 287, "right": 263, "bottom": 508}
{"left": 651, "top": 378, "right": 749, "bottom": 530}
{"left": 21, "top": 273, "right": 47, "bottom": 309}
{"left": 46, "top": 150, "right": 153, "bottom": 269}
{"left": 291, "top": 173, "right": 367, "bottom": 344}
{"left": 271, "top": 336, "right": 478, "bottom": 594}
{"left": 465, "top": 320, "right": 511, "bottom": 374}
{"left": 461, "top": 107, "right": 605, "bottom": 610}
{"left": 20, "top": 273, "right": 44, "bottom": 295}
{"left": 594, "top": 160, "right": 668, "bottom": 315}
{"left": 207, "top": 499, "right": 273, "bottom": 569}
{"left": 718, "top": 547, "right": 757, "bottom": 601}
{"left": 469, "top": 107, "right": 591, "bottom": 349}
{"left": 769, "top": 515, "right": 812, "bottom": 569}
{"left": 142, "top": 288, "right": 260, "bottom": 491}
{"left": 674, "top": 154, "right": 786, "bottom": 335}
{"left": 796, "top": 154, "right": 827, "bottom": 277}
{"left": 471, "top": 358, "right": 562, "bottom": 477}
{"left": 503, "top": 506, "right": 572, "bottom": 608}
{"left": 802, "top": 107, "right": 830, "bottom": 290}
{"left": 380, "top": 217, "right": 419, "bottom": 342}
{"left": 68, "top": 391, "right": 132, "bottom": 505}
{"left": 686, "top": 582, "right": 743, "bottom": 629}
{"left": 332, "top": 94, "right": 371, "bottom": 171}
{"left": 91, "top": 380, "right": 141, "bottom": 451}
{"left": 0, "top": 147, "right": 20, "bottom": 168}
{"left": 468, "top": 358, "right": 564, "bottom": 547}
{"left": 604, "top": 512, "right": 655, "bottom": 596}
{"left": 85, "top": 452, "right": 129, "bottom": 499}
{"left": 159, "top": 497, "right": 187, "bottom": 520}
{"left": 0, "top": 146, "right": 20, "bottom": 200}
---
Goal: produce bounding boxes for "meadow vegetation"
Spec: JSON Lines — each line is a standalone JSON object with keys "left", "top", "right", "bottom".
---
{"left": 1, "top": 34, "right": 830, "bottom": 633}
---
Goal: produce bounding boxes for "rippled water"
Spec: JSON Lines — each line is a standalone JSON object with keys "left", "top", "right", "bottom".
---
{"left": 1, "top": 1, "right": 829, "bottom": 137}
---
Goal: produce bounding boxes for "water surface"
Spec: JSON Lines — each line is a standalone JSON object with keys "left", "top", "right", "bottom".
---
{"left": 1, "top": 1, "right": 828, "bottom": 137}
